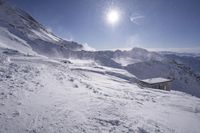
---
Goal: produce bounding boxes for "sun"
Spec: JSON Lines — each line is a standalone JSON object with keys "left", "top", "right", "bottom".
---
{"left": 106, "top": 9, "right": 120, "bottom": 25}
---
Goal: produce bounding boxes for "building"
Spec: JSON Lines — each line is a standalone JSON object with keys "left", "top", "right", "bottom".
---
{"left": 139, "top": 77, "right": 172, "bottom": 91}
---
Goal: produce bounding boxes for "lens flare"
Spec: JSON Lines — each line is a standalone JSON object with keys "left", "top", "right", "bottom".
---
{"left": 106, "top": 9, "right": 120, "bottom": 25}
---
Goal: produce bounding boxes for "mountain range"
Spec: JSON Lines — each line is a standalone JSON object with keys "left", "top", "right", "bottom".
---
{"left": 0, "top": 1, "right": 200, "bottom": 132}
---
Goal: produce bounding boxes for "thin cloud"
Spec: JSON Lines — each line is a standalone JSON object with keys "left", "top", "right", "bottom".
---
{"left": 147, "top": 47, "right": 200, "bottom": 54}
{"left": 129, "top": 13, "right": 145, "bottom": 25}
{"left": 83, "top": 43, "right": 96, "bottom": 51}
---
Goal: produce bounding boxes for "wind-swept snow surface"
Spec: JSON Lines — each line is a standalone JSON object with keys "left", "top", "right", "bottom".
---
{"left": 0, "top": 54, "right": 200, "bottom": 133}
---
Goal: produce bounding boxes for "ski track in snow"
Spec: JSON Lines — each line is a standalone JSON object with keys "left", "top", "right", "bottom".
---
{"left": 0, "top": 55, "right": 200, "bottom": 133}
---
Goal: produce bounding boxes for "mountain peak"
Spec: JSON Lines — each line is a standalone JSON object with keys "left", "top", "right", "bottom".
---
{"left": 0, "top": 2, "right": 83, "bottom": 56}
{"left": 130, "top": 47, "right": 148, "bottom": 53}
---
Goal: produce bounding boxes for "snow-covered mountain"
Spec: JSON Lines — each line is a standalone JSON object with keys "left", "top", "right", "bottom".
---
{"left": 112, "top": 47, "right": 164, "bottom": 66}
{"left": 126, "top": 59, "right": 200, "bottom": 97}
{"left": 0, "top": 0, "right": 199, "bottom": 98}
{"left": 0, "top": 1, "right": 83, "bottom": 56}
{"left": 159, "top": 51, "right": 200, "bottom": 58}
{"left": 0, "top": 1, "right": 200, "bottom": 132}
{"left": 69, "top": 47, "right": 200, "bottom": 97}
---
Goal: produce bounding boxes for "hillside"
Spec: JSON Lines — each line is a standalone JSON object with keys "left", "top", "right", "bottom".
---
{"left": 0, "top": 1, "right": 83, "bottom": 56}
{"left": 0, "top": 1, "right": 200, "bottom": 133}
{"left": 0, "top": 53, "right": 200, "bottom": 133}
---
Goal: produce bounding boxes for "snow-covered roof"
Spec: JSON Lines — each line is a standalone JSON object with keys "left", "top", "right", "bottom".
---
{"left": 141, "top": 77, "right": 171, "bottom": 84}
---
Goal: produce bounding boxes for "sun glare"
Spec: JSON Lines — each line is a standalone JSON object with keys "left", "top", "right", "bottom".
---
{"left": 106, "top": 9, "right": 120, "bottom": 25}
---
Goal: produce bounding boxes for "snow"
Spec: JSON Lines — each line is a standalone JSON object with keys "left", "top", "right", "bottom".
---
{"left": 112, "top": 47, "right": 164, "bottom": 66}
{"left": 0, "top": 27, "right": 36, "bottom": 55}
{"left": 141, "top": 77, "right": 171, "bottom": 84}
{"left": 65, "top": 58, "right": 137, "bottom": 82}
{"left": 30, "top": 29, "right": 60, "bottom": 42}
{"left": 112, "top": 57, "right": 142, "bottom": 66}
{"left": 0, "top": 2, "right": 82, "bottom": 58}
{"left": 0, "top": 1, "right": 200, "bottom": 133}
{"left": 126, "top": 59, "right": 200, "bottom": 97}
{"left": 0, "top": 54, "right": 200, "bottom": 133}
{"left": 1, "top": 0, "right": 199, "bottom": 97}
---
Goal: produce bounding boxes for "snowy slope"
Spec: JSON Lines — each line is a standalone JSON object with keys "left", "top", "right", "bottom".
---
{"left": 164, "top": 54, "right": 200, "bottom": 74}
{"left": 103, "top": 48, "right": 200, "bottom": 98}
{"left": 0, "top": 2, "right": 200, "bottom": 132}
{"left": 0, "top": 27, "right": 36, "bottom": 55}
{"left": 0, "top": 1, "right": 83, "bottom": 56}
{"left": 126, "top": 60, "right": 200, "bottom": 97}
{"left": 0, "top": 53, "right": 200, "bottom": 133}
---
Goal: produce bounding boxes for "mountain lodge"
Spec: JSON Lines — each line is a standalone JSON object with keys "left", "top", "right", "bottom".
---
{"left": 139, "top": 77, "right": 172, "bottom": 91}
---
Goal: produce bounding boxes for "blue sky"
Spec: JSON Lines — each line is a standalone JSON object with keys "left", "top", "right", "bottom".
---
{"left": 8, "top": 0, "right": 200, "bottom": 51}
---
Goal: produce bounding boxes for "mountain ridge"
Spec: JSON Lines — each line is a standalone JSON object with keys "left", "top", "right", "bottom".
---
{"left": 0, "top": 1, "right": 83, "bottom": 56}
{"left": 0, "top": 1, "right": 200, "bottom": 97}
{"left": 0, "top": 2, "right": 200, "bottom": 132}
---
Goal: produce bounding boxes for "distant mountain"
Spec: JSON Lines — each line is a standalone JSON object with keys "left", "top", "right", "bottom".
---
{"left": 159, "top": 51, "right": 200, "bottom": 58}
{"left": 66, "top": 48, "right": 200, "bottom": 97}
{"left": 101, "top": 48, "right": 200, "bottom": 97}
{"left": 112, "top": 47, "right": 164, "bottom": 66}
{"left": 0, "top": 1, "right": 200, "bottom": 98}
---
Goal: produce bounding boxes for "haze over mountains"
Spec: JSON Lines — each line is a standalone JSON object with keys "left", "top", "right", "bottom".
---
{"left": 0, "top": 1, "right": 200, "bottom": 133}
